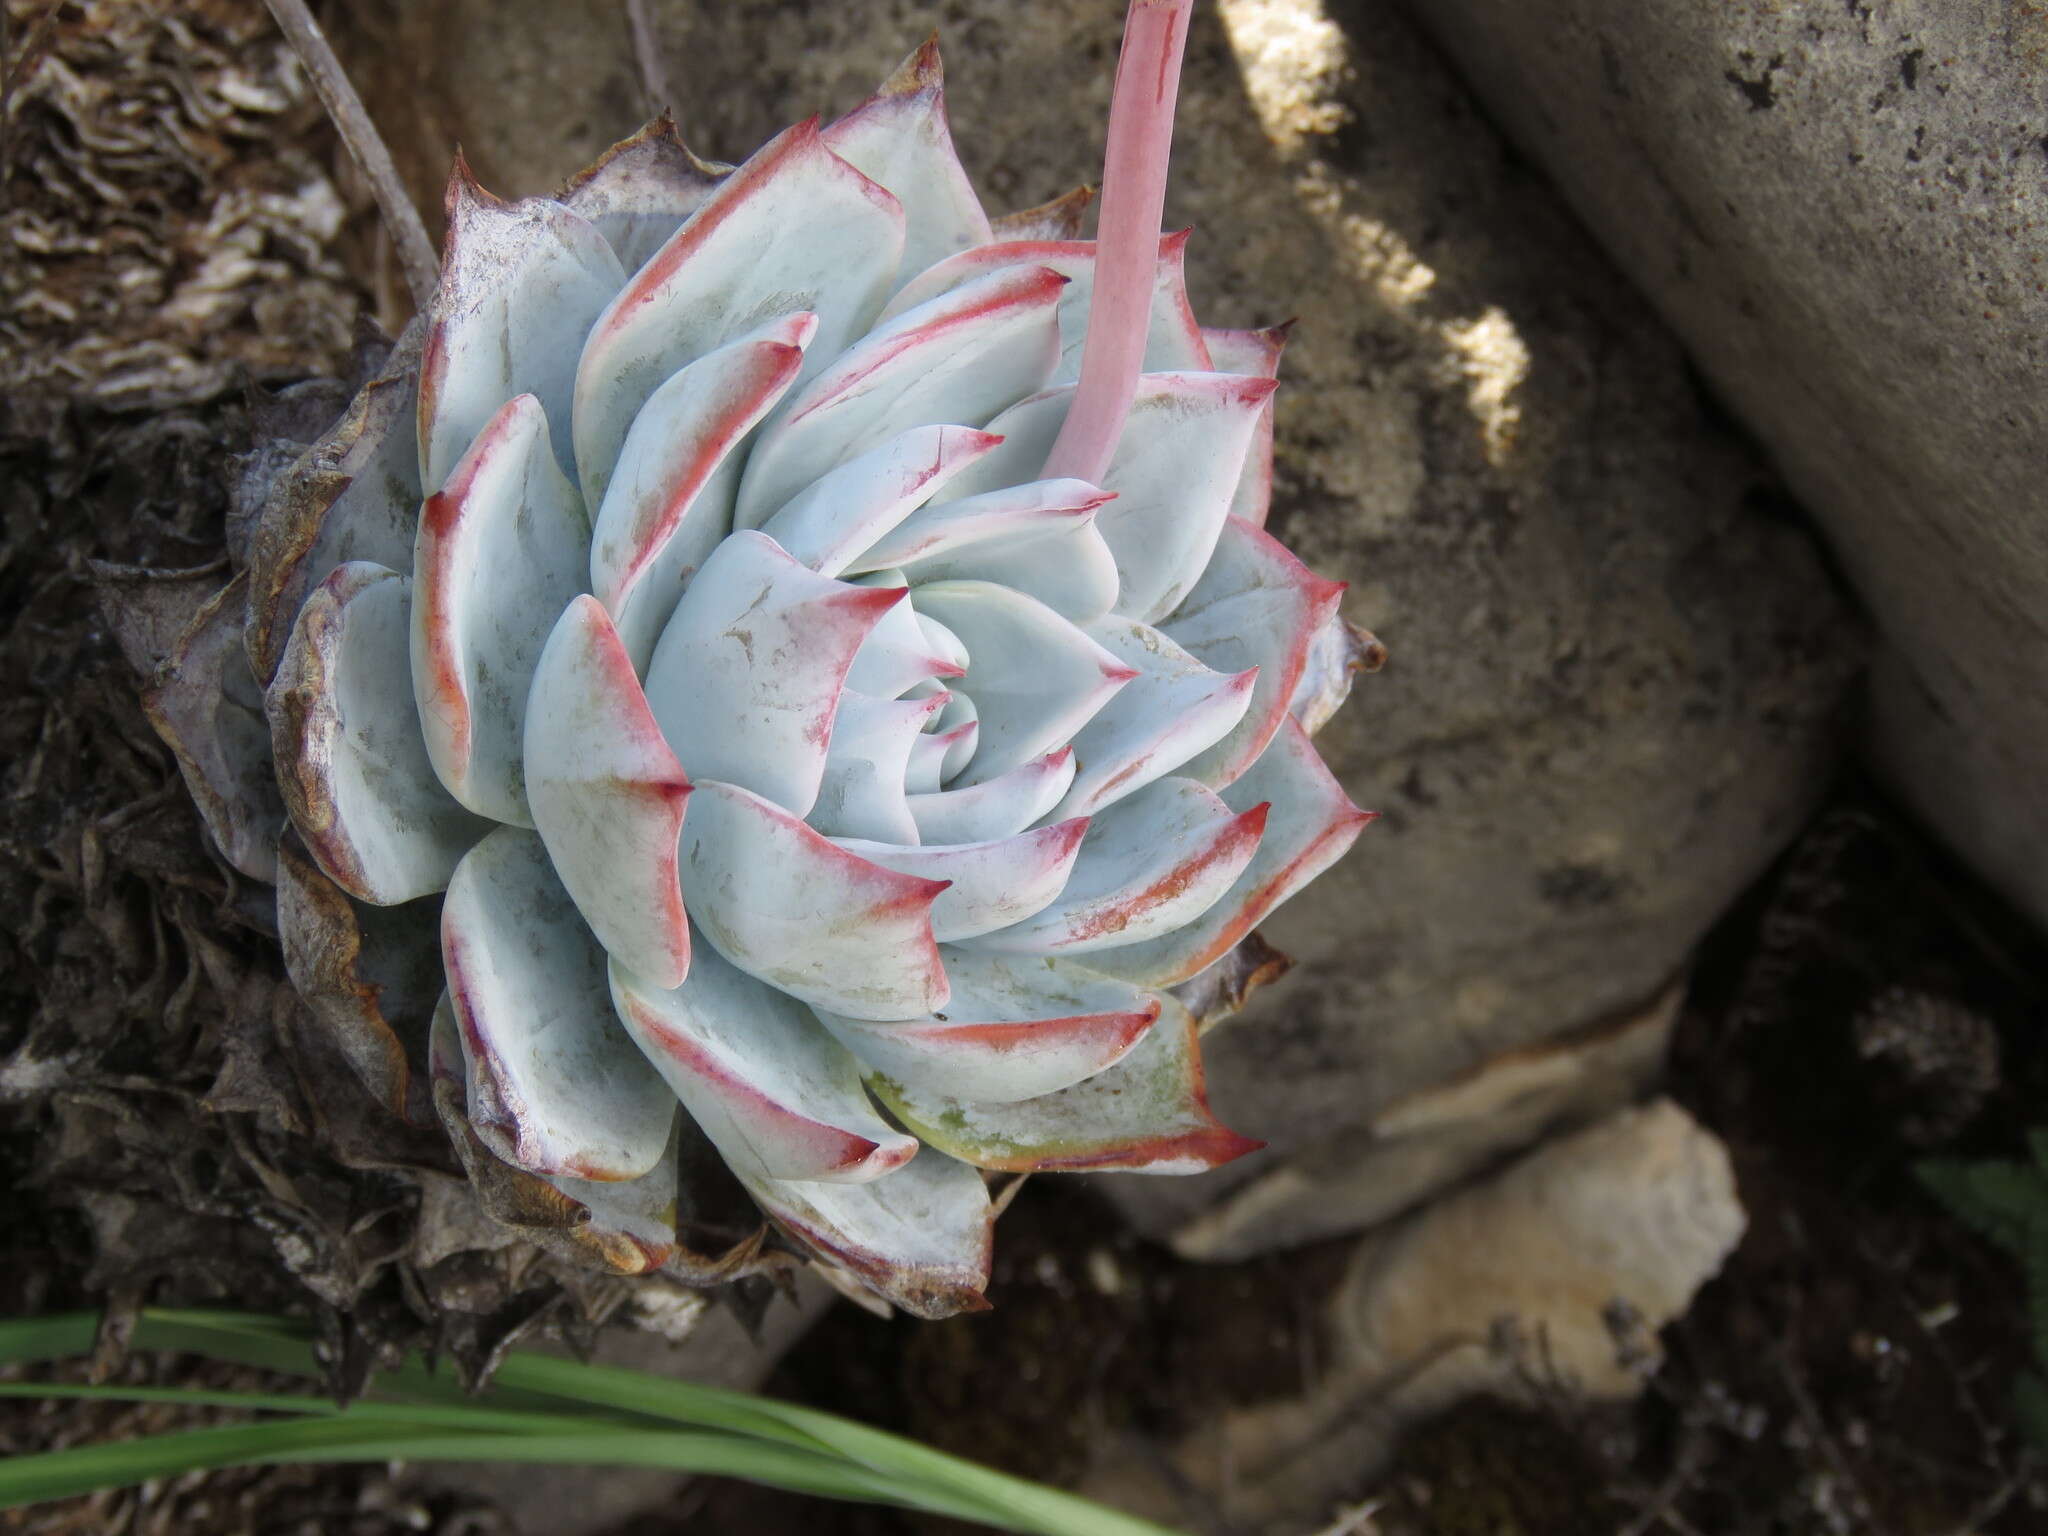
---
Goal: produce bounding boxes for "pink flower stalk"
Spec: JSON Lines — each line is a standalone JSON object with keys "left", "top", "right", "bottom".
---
{"left": 1045, "top": 0, "right": 1196, "bottom": 485}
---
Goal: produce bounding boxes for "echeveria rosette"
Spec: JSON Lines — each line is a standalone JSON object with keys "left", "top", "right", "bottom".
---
{"left": 219, "top": 13, "right": 1378, "bottom": 1317}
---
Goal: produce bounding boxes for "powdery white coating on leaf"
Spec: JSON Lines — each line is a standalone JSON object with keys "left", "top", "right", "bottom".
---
{"left": 833, "top": 817, "right": 1090, "bottom": 942}
{"left": 906, "top": 746, "right": 1078, "bottom": 845}
{"left": 556, "top": 112, "right": 730, "bottom": 275}
{"left": 643, "top": 531, "right": 902, "bottom": 817}
{"left": 740, "top": 1144, "right": 993, "bottom": 1319}
{"left": 910, "top": 580, "right": 1136, "bottom": 784}
{"left": 1053, "top": 616, "right": 1258, "bottom": 817}
{"left": 612, "top": 940, "right": 918, "bottom": 1184}
{"left": 880, "top": 234, "right": 1211, "bottom": 383}
{"left": 842, "top": 569, "right": 966, "bottom": 698}
{"left": 758, "top": 424, "right": 1003, "bottom": 578}
{"left": 525, "top": 596, "right": 693, "bottom": 989}
{"left": 676, "top": 778, "right": 951, "bottom": 1021}
{"left": 420, "top": 167, "right": 626, "bottom": 492}
{"left": 816, "top": 948, "right": 1158, "bottom": 1103}
{"left": 822, "top": 36, "right": 993, "bottom": 287}
{"left": 1163, "top": 514, "right": 1347, "bottom": 788}
{"left": 588, "top": 313, "right": 815, "bottom": 671}
{"left": 441, "top": 826, "right": 677, "bottom": 1180}
{"left": 267, "top": 562, "right": 489, "bottom": 905}
{"left": 572, "top": 119, "right": 905, "bottom": 513}
{"left": 846, "top": 476, "right": 1113, "bottom": 576}
{"left": 733, "top": 264, "right": 1068, "bottom": 530}
{"left": 810, "top": 689, "right": 948, "bottom": 845}
{"left": 429, "top": 995, "right": 685, "bottom": 1275}
{"left": 1289, "top": 612, "right": 1386, "bottom": 737}
{"left": 1081, "top": 718, "right": 1373, "bottom": 988}
{"left": 1200, "top": 321, "right": 1291, "bottom": 527}
{"left": 964, "top": 776, "right": 1266, "bottom": 957}
{"left": 411, "top": 394, "right": 590, "bottom": 826}
{"left": 928, "top": 370, "right": 1276, "bottom": 623}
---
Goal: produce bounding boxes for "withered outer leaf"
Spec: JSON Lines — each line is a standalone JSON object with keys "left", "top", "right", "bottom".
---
{"left": 276, "top": 835, "right": 440, "bottom": 1124}
{"left": 141, "top": 570, "right": 286, "bottom": 884}
{"left": 230, "top": 378, "right": 355, "bottom": 570}
{"left": 1169, "top": 928, "right": 1293, "bottom": 1034}
{"left": 1290, "top": 614, "right": 1386, "bottom": 737}
{"left": 554, "top": 111, "right": 732, "bottom": 274}
{"left": 990, "top": 184, "right": 1097, "bottom": 241}
{"left": 90, "top": 559, "right": 229, "bottom": 679}
{"left": 244, "top": 320, "right": 425, "bottom": 686}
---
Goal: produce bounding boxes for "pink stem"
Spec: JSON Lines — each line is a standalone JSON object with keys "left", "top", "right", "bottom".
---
{"left": 1040, "top": 0, "right": 1193, "bottom": 485}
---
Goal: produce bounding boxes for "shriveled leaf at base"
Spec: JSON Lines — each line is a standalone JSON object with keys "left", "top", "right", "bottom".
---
{"left": 90, "top": 560, "right": 228, "bottom": 678}
{"left": 1169, "top": 929, "right": 1293, "bottom": 1033}
{"left": 1289, "top": 613, "right": 1385, "bottom": 737}
{"left": 143, "top": 571, "right": 284, "bottom": 882}
{"left": 275, "top": 835, "right": 441, "bottom": 1123}
{"left": 244, "top": 324, "right": 425, "bottom": 685}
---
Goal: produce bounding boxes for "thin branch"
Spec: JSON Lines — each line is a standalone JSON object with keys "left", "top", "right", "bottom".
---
{"left": 624, "top": 0, "right": 670, "bottom": 116}
{"left": 261, "top": 0, "right": 438, "bottom": 308}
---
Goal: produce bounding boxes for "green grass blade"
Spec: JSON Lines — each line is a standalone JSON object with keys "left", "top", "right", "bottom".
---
{"left": 0, "top": 1309, "right": 1189, "bottom": 1536}
{"left": 0, "top": 1415, "right": 1005, "bottom": 1525}
{"left": 0, "top": 1381, "right": 625, "bottom": 1436}
{"left": 270, "top": 1430, "right": 1004, "bottom": 1518}
{"left": 0, "top": 1416, "right": 451, "bottom": 1508}
{"left": 481, "top": 1351, "right": 1186, "bottom": 1536}
{"left": 0, "top": 1314, "right": 99, "bottom": 1369}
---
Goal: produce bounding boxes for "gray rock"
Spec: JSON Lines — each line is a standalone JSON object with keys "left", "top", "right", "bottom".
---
{"left": 1397, "top": 0, "right": 2048, "bottom": 937}
{"left": 1167, "top": 975, "right": 1681, "bottom": 1261}
{"left": 332, "top": 0, "right": 1859, "bottom": 1254}
{"left": 1081, "top": 1099, "right": 1746, "bottom": 1534}
{"left": 1331, "top": 1097, "right": 1745, "bottom": 1401}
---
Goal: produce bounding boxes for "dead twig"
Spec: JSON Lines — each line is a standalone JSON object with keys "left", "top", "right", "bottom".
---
{"left": 260, "top": 0, "right": 437, "bottom": 307}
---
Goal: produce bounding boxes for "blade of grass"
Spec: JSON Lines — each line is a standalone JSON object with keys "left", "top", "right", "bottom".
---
{"left": 484, "top": 1349, "right": 1189, "bottom": 1536}
{"left": 0, "top": 1382, "right": 625, "bottom": 1436}
{"left": 0, "top": 1415, "right": 1008, "bottom": 1525}
{"left": 0, "top": 1416, "right": 457, "bottom": 1508}
{"left": 1, "top": 1310, "right": 1189, "bottom": 1536}
{"left": 271, "top": 1431, "right": 1000, "bottom": 1516}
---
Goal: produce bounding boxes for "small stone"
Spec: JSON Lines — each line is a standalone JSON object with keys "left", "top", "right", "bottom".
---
{"left": 1333, "top": 1098, "right": 1745, "bottom": 1404}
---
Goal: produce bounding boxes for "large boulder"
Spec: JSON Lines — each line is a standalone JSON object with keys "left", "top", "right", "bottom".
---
{"left": 1396, "top": 0, "right": 2048, "bottom": 939}
{"left": 331, "top": 0, "right": 1860, "bottom": 1255}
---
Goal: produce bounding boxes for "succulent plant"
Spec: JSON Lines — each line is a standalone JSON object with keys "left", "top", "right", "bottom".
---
{"left": 145, "top": 1, "right": 1377, "bottom": 1317}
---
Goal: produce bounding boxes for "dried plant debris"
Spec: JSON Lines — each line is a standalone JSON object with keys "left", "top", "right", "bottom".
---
{"left": 1, "top": 0, "right": 361, "bottom": 415}
{"left": 0, "top": 23, "right": 787, "bottom": 1534}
